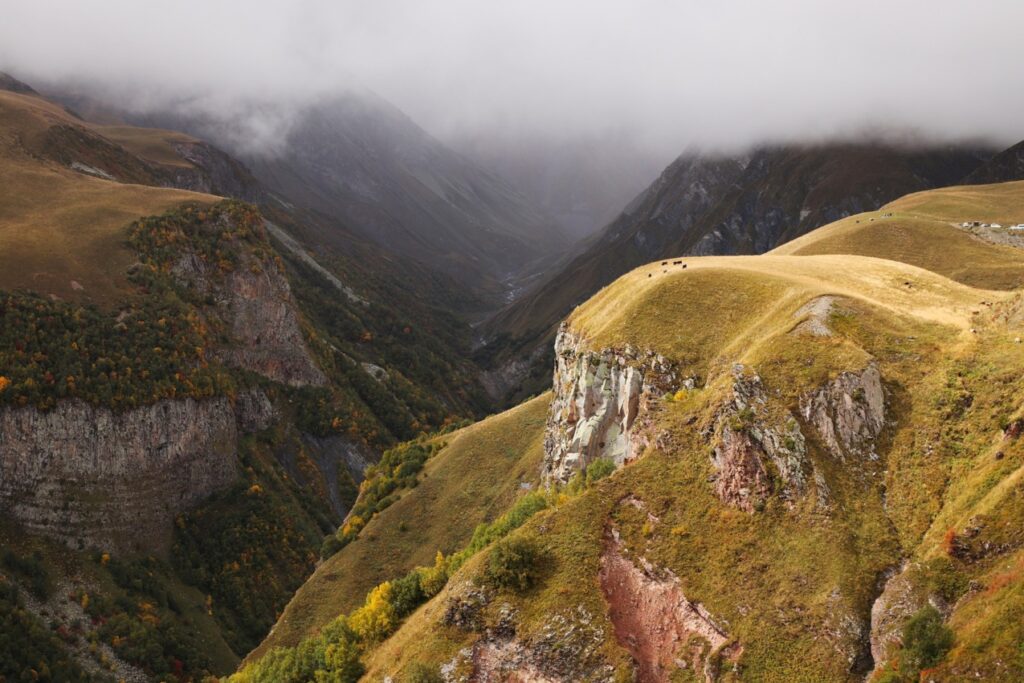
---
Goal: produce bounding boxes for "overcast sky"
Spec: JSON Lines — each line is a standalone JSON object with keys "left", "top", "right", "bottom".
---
{"left": 2, "top": 0, "right": 1023, "bottom": 153}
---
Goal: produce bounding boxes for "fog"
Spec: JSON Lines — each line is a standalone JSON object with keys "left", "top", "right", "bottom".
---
{"left": 2, "top": 0, "right": 1023, "bottom": 155}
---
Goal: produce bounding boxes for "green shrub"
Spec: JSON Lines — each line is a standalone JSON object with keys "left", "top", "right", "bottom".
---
{"left": 900, "top": 606, "right": 954, "bottom": 676}
{"left": 585, "top": 458, "right": 616, "bottom": 486}
{"left": 449, "top": 492, "right": 548, "bottom": 569}
{"left": 321, "top": 534, "right": 344, "bottom": 560}
{"left": 388, "top": 572, "right": 424, "bottom": 618}
{"left": 404, "top": 662, "right": 444, "bottom": 683}
{"left": 484, "top": 537, "right": 544, "bottom": 592}
{"left": 0, "top": 579, "right": 95, "bottom": 681}
{"left": 0, "top": 549, "right": 50, "bottom": 599}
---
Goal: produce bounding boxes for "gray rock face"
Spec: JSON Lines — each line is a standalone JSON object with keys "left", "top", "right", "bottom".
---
{"left": 543, "top": 325, "right": 679, "bottom": 483}
{"left": 0, "top": 210, "right": 329, "bottom": 554}
{"left": 0, "top": 398, "right": 239, "bottom": 552}
{"left": 170, "top": 229, "right": 327, "bottom": 388}
{"left": 868, "top": 562, "right": 951, "bottom": 674}
{"left": 800, "top": 363, "right": 885, "bottom": 461}
{"left": 711, "top": 367, "right": 808, "bottom": 511}
{"left": 234, "top": 388, "right": 279, "bottom": 434}
{"left": 710, "top": 363, "right": 886, "bottom": 511}
{"left": 168, "top": 141, "right": 266, "bottom": 204}
{"left": 296, "top": 434, "right": 375, "bottom": 517}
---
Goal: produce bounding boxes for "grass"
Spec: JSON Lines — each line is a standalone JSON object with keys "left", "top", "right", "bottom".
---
{"left": 772, "top": 181, "right": 1024, "bottom": 290}
{"left": 353, "top": 197, "right": 1024, "bottom": 679}
{"left": 0, "top": 90, "right": 217, "bottom": 304}
{"left": 246, "top": 394, "right": 550, "bottom": 661}
{"left": 568, "top": 253, "right": 991, "bottom": 387}
{"left": 96, "top": 124, "right": 199, "bottom": 168}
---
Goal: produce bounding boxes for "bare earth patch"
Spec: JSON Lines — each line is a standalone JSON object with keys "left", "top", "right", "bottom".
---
{"left": 792, "top": 295, "right": 837, "bottom": 336}
{"left": 599, "top": 526, "right": 739, "bottom": 682}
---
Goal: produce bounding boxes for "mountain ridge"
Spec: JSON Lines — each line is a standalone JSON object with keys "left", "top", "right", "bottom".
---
{"left": 478, "top": 140, "right": 1002, "bottom": 404}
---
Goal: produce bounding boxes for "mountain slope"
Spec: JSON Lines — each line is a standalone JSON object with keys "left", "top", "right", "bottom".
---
{"left": 0, "top": 80, "right": 496, "bottom": 679}
{"left": 0, "top": 88, "right": 221, "bottom": 303}
{"left": 963, "top": 138, "right": 1024, "bottom": 185}
{"left": 370, "top": 260, "right": 1024, "bottom": 681}
{"left": 237, "top": 179, "right": 1024, "bottom": 682}
{"left": 248, "top": 394, "right": 549, "bottom": 661}
{"left": 773, "top": 180, "right": 1024, "bottom": 289}
{"left": 480, "top": 142, "right": 992, "bottom": 402}
{"left": 139, "top": 90, "right": 568, "bottom": 303}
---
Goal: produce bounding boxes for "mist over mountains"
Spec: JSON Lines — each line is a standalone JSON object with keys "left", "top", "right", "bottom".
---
{"left": 4, "top": 3, "right": 1024, "bottom": 681}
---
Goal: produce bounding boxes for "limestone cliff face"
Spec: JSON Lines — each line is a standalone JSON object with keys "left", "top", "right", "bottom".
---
{"left": 0, "top": 397, "right": 239, "bottom": 552}
{"left": 543, "top": 324, "right": 680, "bottom": 483}
{"left": 0, "top": 209, "right": 329, "bottom": 551}
{"left": 170, "top": 223, "right": 327, "bottom": 387}
{"left": 709, "top": 363, "right": 886, "bottom": 511}
{"left": 800, "top": 363, "right": 885, "bottom": 462}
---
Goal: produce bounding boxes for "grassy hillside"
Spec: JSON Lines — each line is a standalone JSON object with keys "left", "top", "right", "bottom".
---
{"left": 479, "top": 143, "right": 992, "bottom": 405}
{"left": 97, "top": 124, "right": 199, "bottom": 168}
{"left": 772, "top": 181, "right": 1024, "bottom": 290}
{"left": 0, "top": 89, "right": 217, "bottom": 303}
{"left": 340, "top": 208, "right": 1024, "bottom": 680}
{"left": 248, "top": 393, "right": 550, "bottom": 661}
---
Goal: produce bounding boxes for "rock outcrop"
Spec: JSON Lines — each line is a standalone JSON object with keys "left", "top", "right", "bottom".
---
{"left": 0, "top": 398, "right": 239, "bottom": 552}
{"left": 170, "top": 224, "right": 327, "bottom": 387}
{"left": 800, "top": 363, "right": 885, "bottom": 462}
{"left": 868, "top": 563, "right": 952, "bottom": 674}
{"left": 710, "top": 366, "right": 809, "bottom": 511}
{"left": 600, "top": 527, "right": 738, "bottom": 682}
{"left": 440, "top": 583, "right": 613, "bottom": 683}
{"left": 543, "top": 325, "right": 679, "bottom": 483}
{"left": 168, "top": 140, "right": 266, "bottom": 203}
{"left": 710, "top": 362, "right": 886, "bottom": 511}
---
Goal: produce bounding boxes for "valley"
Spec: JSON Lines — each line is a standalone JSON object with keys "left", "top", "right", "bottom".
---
{"left": 1, "top": 32, "right": 1024, "bottom": 683}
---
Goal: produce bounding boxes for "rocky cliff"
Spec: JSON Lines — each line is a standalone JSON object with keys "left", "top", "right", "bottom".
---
{"left": 543, "top": 324, "right": 681, "bottom": 483}
{"left": 170, "top": 226, "right": 327, "bottom": 387}
{"left": 544, "top": 326, "right": 888, "bottom": 516}
{"left": 0, "top": 397, "right": 238, "bottom": 552}
{"left": 0, "top": 204, "right": 330, "bottom": 552}
{"left": 709, "top": 366, "right": 811, "bottom": 512}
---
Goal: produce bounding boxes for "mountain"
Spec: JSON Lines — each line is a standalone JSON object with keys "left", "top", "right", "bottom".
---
{"left": 964, "top": 138, "right": 1024, "bottom": 185}
{"left": 129, "top": 90, "right": 570, "bottom": 305}
{"left": 479, "top": 142, "right": 994, "bottom": 403}
{"left": 456, "top": 130, "right": 669, "bottom": 241}
{"left": 237, "top": 178, "right": 1024, "bottom": 682}
{"left": 0, "top": 78, "right": 501, "bottom": 680}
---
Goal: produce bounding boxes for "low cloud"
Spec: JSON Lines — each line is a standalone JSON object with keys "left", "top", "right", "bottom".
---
{"left": 2, "top": 0, "right": 1022, "bottom": 154}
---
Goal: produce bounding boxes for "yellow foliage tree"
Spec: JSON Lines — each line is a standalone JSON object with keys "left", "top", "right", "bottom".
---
{"left": 0, "top": 376, "right": 10, "bottom": 393}
{"left": 419, "top": 551, "right": 448, "bottom": 598}
{"left": 348, "top": 581, "right": 395, "bottom": 643}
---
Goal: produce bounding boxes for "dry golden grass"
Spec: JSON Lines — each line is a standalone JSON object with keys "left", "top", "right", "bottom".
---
{"left": 0, "top": 90, "right": 216, "bottom": 303}
{"left": 569, "top": 254, "right": 995, "bottom": 383}
{"left": 886, "top": 180, "right": 1024, "bottom": 224}
{"left": 97, "top": 124, "right": 199, "bottom": 168}
{"left": 772, "top": 181, "right": 1024, "bottom": 290}
{"left": 247, "top": 394, "right": 550, "bottom": 662}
